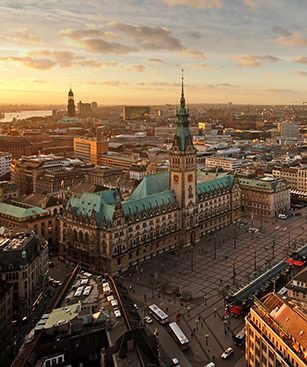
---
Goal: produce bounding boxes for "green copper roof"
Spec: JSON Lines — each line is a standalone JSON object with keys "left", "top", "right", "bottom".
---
{"left": 130, "top": 172, "right": 170, "bottom": 200}
{"left": 68, "top": 189, "right": 121, "bottom": 227}
{"left": 0, "top": 202, "right": 48, "bottom": 219}
{"left": 197, "top": 175, "right": 234, "bottom": 195}
{"left": 123, "top": 171, "right": 176, "bottom": 220}
{"left": 238, "top": 177, "right": 279, "bottom": 191}
{"left": 66, "top": 173, "right": 177, "bottom": 226}
{"left": 122, "top": 190, "right": 176, "bottom": 220}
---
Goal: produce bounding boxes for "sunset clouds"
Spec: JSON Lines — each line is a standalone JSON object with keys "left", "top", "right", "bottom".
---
{"left": 1, "top": 0, "right": 307, "bottom": 104}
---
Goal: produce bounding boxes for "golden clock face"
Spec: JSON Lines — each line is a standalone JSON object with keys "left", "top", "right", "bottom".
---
{"left": 174, "top": 174, "right": 179, "bottom": 183}
{"left": 188, "top": 174, "right": 193, "bottom": 182}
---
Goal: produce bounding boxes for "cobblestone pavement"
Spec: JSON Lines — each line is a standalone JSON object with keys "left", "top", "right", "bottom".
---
{"left": 120, "top": 210, "right": 307, "bottom": 367}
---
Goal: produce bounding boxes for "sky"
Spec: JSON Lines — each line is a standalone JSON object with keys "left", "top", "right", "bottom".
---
{"left": 1, "top": 0, "right": 307, "bottom": 105}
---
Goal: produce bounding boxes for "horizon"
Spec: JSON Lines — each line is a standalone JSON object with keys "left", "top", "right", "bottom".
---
{"left": 1, "top": 1, "right": 307, "bottom": 105}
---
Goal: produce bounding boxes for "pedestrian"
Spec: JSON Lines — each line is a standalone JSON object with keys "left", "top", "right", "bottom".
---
{"left": 166, "top": 306, "right": 169, "bottom": 313}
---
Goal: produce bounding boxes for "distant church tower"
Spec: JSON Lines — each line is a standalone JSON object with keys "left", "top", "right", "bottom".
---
{"left": 67, "top": 88, "right": 76, "bottom": 117}
{"left": 169, "top": 71, "right": 198, "bottom": 246}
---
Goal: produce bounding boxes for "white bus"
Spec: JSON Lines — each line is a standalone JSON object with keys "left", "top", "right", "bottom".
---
{"left": 169, "top": 322, "right": 189, "bottom": 351}
{"left": 148, "top": 304, "right": 169, "bottom": 324}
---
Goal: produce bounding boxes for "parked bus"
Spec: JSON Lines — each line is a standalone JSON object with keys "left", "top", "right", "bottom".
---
{"left": 148, "top": 304, "right": 169, "bottom": 324}
{"left": 169, "top": 322, "right": 189, "bottom": 351}
{"left": 233, "top": 326, "right": 246, "bottom": 346}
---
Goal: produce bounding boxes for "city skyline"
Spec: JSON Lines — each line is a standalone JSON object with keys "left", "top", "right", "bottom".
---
{"left": 1, "top": 0, "right": 307, "bottom": 105}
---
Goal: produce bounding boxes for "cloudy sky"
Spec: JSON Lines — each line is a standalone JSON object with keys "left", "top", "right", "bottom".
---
{"left": 1, "top": 0, "right": 307, "bottom": 104}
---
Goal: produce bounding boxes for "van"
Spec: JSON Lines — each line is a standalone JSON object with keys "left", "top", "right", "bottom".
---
{"left": 204, "top": 363, "right": 215, "bottom": 367}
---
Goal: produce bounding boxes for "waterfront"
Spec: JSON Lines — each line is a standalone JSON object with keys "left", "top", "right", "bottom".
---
{"left": 1, "top": 110, "right": 52, "bottom": 122}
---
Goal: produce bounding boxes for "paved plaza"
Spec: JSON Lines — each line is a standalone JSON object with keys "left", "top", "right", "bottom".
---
{"left": 121, "top": 210, "right": 307, "bottom": 367}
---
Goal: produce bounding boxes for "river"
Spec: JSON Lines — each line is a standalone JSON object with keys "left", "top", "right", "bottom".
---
{"left": 1, "top": 110, "right": 52, "bottom": 122}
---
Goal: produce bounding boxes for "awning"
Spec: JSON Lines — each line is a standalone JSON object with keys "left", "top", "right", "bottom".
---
{"left": 229, "top": 306, "right": 243, "bottom": 315}
{"left": 286, "top": 258, "right": 304, "bottom": 267}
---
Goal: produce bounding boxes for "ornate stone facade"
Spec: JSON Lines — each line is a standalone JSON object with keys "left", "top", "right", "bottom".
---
{"left": 59, "top": 80, "right": 241, "bottom": 274}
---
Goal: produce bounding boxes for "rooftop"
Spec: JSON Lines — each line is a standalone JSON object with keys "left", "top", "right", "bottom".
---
{"left": 62, "top": 271, "right": 106, "bottom": 310}
{"left": 238, "top": 177, "right": 287, "bottom": 191}
{"left": 43, "top": 303, "right": 80, "bottom": 329}
{"left": 255, "top": 293, "right": 307, "bottom": 353}
{"left": 197, "top": 174, "right": 234, "bottom": 195}
{"left": 293, "top": 267, "right": 307, "bottom": 283}
{"left": 0, "top": 202, "right": 48, "bottom": 219}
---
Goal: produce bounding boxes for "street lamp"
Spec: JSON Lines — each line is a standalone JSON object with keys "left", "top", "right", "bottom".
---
{"left": 213, "top": 236, "right": 217, "bottom": 260}
{"left": 254, "top": 249, "right": 257, "bottom": 272}
{"left": 288, "top": 226, "right": 291, "bottom": 253}
{"left": 190, "top": 232, "right": 195, "bottom": 272}
{"left": 205, "top": 334, "right": 209, "bottom": 345}
{"left": 233, "top": 221, "right": 237, "bottom": 249}
{"left": 232, "top": 260, "right": 236, "bottom": 285}
{"left": 272, "top": 240, "right": 275, "bottom": 260}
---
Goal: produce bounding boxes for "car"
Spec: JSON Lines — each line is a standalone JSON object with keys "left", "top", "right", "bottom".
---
{"left": 221, "top": 347, "right": 233, "bottom": 359}
{"left": 248, "top": 227, "right": 259, "bottom": 233}
{"left": 171, "top": 358, "right": 180, "bottom": 366}
{"left": 133, "top": 303, "right": 138, "bottom": 310}
{"left": 144, "top": 316, "right": 153, "bottom": 324}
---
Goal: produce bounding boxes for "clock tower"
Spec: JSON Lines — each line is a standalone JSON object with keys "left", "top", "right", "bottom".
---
{"left": 170, "top": 71, "right": 197, "bottom": 209}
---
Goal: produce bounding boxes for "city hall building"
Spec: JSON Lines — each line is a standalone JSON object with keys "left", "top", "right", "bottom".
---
{"left": 59, "top": 81, "right": 241, "bottom": 274}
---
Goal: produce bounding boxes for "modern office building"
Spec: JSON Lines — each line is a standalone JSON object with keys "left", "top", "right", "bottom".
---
{"left": 99, "top": 152, "right": 142, "bottom": 171}
{"left": 245, "top": 293, "right": 307, "bottom": 367}
{"left": 0, "top": 152, "right": 12, "bottom": 176}
{"left": 205, "top": 156, "right": 243, "bottom": 171}
{"left": 77, "top": 101, "right": 92, "bottom": 115}
{"left": 59, "top": 80, "right": 241, "bottom": 274}
{"left": 73, "top": 137, "right": 108, "bottom": 165}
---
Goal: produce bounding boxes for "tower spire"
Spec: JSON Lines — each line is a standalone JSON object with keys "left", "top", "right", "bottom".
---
{"left": 180, "top": 68, "right": 185, "bottom": 108}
